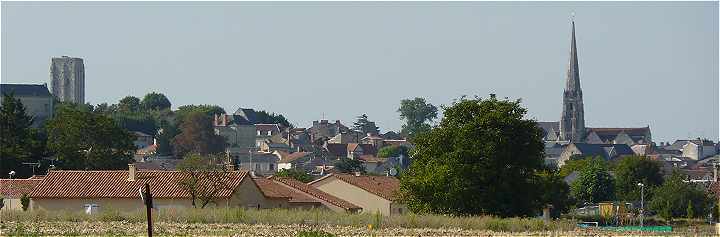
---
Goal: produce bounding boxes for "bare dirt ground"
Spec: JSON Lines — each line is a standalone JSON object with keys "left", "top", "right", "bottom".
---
{"left": 1, "top": 221, "right": 715, "bottom": 236}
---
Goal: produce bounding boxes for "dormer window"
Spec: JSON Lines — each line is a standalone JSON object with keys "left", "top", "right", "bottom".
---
{"left": 267, "top": 131, "right": 272, "bottom": 136}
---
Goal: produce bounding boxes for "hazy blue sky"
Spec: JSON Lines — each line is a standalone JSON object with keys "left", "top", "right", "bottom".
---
{"left": 2, "top": 1, "right": 717, "bottom": 142}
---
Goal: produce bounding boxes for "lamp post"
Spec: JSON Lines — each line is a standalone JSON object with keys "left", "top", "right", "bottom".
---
{"left": 638, "top": 182, "right": 645, "bottom": 227}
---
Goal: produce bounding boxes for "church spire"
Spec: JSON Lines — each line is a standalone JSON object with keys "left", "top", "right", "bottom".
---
{"left": 559, "top": 18, "right": 586, "bottom": 142}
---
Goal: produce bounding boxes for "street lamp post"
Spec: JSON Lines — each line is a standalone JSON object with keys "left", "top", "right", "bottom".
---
{"left": 638, "top": 182, "right": 645, "bottom": 227}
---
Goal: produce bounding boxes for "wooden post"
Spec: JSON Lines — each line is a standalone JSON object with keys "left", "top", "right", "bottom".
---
{"left": 144, "top": 183, "right": 153, "bottom": 237}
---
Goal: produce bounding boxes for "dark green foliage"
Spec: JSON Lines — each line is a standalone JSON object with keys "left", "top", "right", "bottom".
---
{"left": 45, "top": 104, "right": 135, "bottom": 170}
{"left": 1, "top": 93, "right": 46, "bottom": 178}
{"left": 687, "top": 200, "right": 694, "bottom": 219}
{"left": 559, "top": 155, "right": 604, "bottom": 178}
{"left": 255, "top": 110, "right": 292, "bottom": 128}
{"left": 377, "top": 145, "right": 408, "bottom": 158}
{"left": 400, "top": 95, "right": 545, "bottom": 217}
{"left": 118, "top": 96, "right": 141, "bottom": 113}
{"left": 536, "top": 170, "right": 571, "bottom": 218}
{"left": 110, "top": 112, "right": 158, "bottom": 136}
{"left": 275, "top": 168, "right": 314, "bottom": 183}
{"left": 570, "top": 158, "right": 615, "bottom": 204}
{"left": 612, "top": 156, "right": 663, "bottom": 201}
{"left": 175, "top": 104, "right": 225, "bottom": 125}
{"left": 155, "top": 119, "right": 179, "bottom": 156}
{"left": 334, "top": 158, "right": 365, "bottom": 174}
{"left": 649, "top": 171, "right": 714, "bottom": 220}
{"left": 171, "top": 112, "right": 226, "bottom": 158}
{"left": 352, "top": 114, "right": 379, "bottom": 135}
{"left": 141, "top": 92, "right": 171, "bottom": 111}
{"left": 397, "top": 97, "right": 437, "bottom": 140}
{"left": 20, "top": 194, "right": 30, "bottom": 211}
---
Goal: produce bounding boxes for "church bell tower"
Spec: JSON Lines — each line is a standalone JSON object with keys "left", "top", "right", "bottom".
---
{"left": 559, "top": 19, "right": 586, "bottom": 142}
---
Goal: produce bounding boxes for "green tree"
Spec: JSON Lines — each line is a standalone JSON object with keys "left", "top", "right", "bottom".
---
{"left": 255, "top": 110, "right": 292, "bottom": 128}
{"left": 155, "top": 119, "right": 178, "bottom": 156}
{"left": 397, "top": 97, "right": 438, "bottom": 140}
{"left": 175, "top": 104, "right": 226, "bottom": 125}
{"left": 377, "top": 145, "right": 408, "bottom": 158}
{"left": 570, "top": 158, "right": 615, "bottom": 204}
{"left": 559, "top": 155, "right": 605, "bottom": 177}
{"left": 649, "top": 171, "right": 714, "bottom": 219}
{"left": 1, "top": 93, "right": 45, "bottom": 178}
{"left": 46, "top": 104, "right": 135, "bottom": 170}
{"left": 687, "top": 200, "right": 695, "bottom": 219}
{"left": 334, "top": 158, "right": 365, "bottom": 174}
{"left": 400, "top": 95, "right": 545, "bottom": 217}
{"left": 275, "top": 168, "right": 314, "bottom": 183}
{"left": 536, "top": 169, "right": 571, "bottom": 218}
{"left": 171, "top": 112, "right": 226, "bottom": 158}
{"left": 20, "top": 194, "right": 30, "bottom": 211}
{"left": 613, "top": 156, "right": 663, "bottom": 201}
{"left": 141, "top": 92, "right": 171, "bottom": 111}
{"left": 352, "top": 114, "right": 379, "bottom": 135}
{"left": 118, "top": 96, "right": 141, "bottom": 113}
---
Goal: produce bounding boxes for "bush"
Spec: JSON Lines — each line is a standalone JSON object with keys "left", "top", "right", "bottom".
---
{"left": 20, "top": 194, "right": 30, "bottom": 211}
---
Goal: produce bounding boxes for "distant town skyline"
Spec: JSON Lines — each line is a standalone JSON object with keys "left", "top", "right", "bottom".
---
{"left": 2, "top": 1, "right": 717, "bottom": 142}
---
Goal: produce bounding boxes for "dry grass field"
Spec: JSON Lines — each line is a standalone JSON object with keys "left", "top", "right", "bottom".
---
{"left": 0, "top": 208, "right": 716, "bottom": 236}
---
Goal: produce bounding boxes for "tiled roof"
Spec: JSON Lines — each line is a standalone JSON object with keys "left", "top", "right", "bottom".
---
{"left": 278, "top": 152, "right": 313, "bottom": 164}
{"left": 272, "top": 177, "right": 361, "bottom": 210}
{"left": 314, "top": 174, "right": 400, "bottom": 201}
{"left": 0, "top": 179, "right": 43, "bottom": 198}
{"left": 253, "top": 178, "right": 318, "bottom": 203}
{"left": 572, "top": 143, "right": 635, "bottom": 160}
{"left": 0, "top": 84, "right": 52, "bottom": 97}
{"left": 358, "top": 155, "right": 386, "bottom": 163}
{"left": 29, "top": 170, "right": 247, "bottom": 199}
{"left": 347, "top": 143, "right": 377, "bottom": 155}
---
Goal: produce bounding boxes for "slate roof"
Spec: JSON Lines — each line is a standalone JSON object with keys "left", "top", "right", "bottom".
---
{"left": 586, "top": 127, "right": 650, "bottom": 143}
{"left": 572, "top": 143, "right": 635, "bottom": 160}
{"left": 325, "top": 144, "right": 348, "bottom": 157}
{"left": 310, "top": 174, "right": 400, "bottom": 201}
{"left": 0, "top": 84, "right": 52, "bottom": 97}
{"left": 29, "top": 170, "right": 248, "bottom": 199}
{"left": 256, "top": 124, "right": 280, "bottom": 134}
{"left": 231, "top": 108, "right": 258, "bottom": 125}
{"left": 272, "top": 177, "right": 361, "bottom": 211}
{"left": 0, "top": 178, "right": 43, "bottom": 198}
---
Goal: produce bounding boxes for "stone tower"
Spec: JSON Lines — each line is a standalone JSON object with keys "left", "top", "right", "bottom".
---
{"left": 50, "top": 56, "right": 85, "bottom": 104}
{"left": 559, "top": 20, "right": 585, "bottom": 142}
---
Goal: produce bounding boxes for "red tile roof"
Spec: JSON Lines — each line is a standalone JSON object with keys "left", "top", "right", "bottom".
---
{"left": 311, "top": 174, "right": 400, "bottom": 201}
{"left": 253, "top": 178, "right": 318, "bottom": 203}
{"left": 0, "top": 179, "right": 42, "bottom": 198}
{"left": 278, "top": 152, "right": 313, "bottom": 164}
{"left": 272, "top": 177, "right": 361, "bottom": 211}
{"left": 29, "top": 170, "right": 247, "bottom": 199}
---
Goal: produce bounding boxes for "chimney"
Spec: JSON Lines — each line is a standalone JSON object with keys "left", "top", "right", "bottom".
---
{"left": 127, "top": 163, "right": 136, "bottom": 181}
{"left": 335, "top": 120, "right": 341, "bottom": 125}
{"left": 222, "top": 115, "right": 228, "bottom": 126}
{"left": 214, "top": 114, "right": 219, "bottom": 126}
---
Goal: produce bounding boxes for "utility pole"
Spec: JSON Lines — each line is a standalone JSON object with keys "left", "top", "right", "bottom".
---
{"left": 141, "top": 183, "right": 154, "bottom": 237}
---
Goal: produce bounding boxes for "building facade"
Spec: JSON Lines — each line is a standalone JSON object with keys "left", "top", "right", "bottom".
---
{"left": 0, "top": 84, "right": 55, "bottom": 127}
{"left": 50, "top": 56, "right": 85, "bottom": 104}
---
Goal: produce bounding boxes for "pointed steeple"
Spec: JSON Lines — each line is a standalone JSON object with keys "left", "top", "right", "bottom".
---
{"left": 559, "top": 18, "right": 586, "bottom": 142}
{"left": 565, "top": 20, "right": 581, "bottom": 94}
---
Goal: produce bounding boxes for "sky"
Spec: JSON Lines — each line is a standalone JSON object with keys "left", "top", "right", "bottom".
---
{"left": 1, "top": 1, "right": 718, "bottom": 143}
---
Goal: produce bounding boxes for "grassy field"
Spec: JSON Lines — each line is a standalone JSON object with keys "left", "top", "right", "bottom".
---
{"left": 0, "top": 208, "right": 716, "bottom": 236}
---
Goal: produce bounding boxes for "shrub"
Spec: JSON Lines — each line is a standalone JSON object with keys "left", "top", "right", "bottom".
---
{"left": 20, "top": 194, "right": 30, "bottom": 211}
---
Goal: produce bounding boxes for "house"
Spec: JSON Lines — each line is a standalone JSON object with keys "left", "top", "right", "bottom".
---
{"left": 681, "top": 140, "right": 717, "bottom": 160}
{"left": 308, "top": 120, "right": 350, "bottom": 142}
{"left": 274, "top": 151, "right": 315, "bottom": 171}
{"left": 309, "top": 173, "right": 406, "bottom": 216}
{"left": 252, "top": 178, "right": 323, "bottom": 209}
{"left": 382, "top": 139, "right": 411, "bottom": 148}
{"left": 544, "top": 142, "right": 569, "bottom": 168}
{"left": 557, "top": 143, "right": 635, "bottom": 167}
{"left": 27, "top": 164, "right": 278, "bottom": 213}
{"left": 0, "top": 178, "right": 43, "bottom": 210}
{"left": 214, "top": 111, "right": 257, "bottom": 156}
{"left": 268, "top": 177, "right": 362, "bottom": 213}
{"left": 259, "top": 138, "right": 291, "bottom": 153}
{"left": 327, "top": 131, "right": 362, "bottom": 144}
{"left": 255, "top": 124, "right": 282, "bottom": 147}
{"left": 324, "top": 143, "right": 349, "bottom": 160}
{"left": 361, "top": 133, "right": 385, "bottom": 148}
{"left": 537, "top": 122, "right": 561, "bottom": 142}
{"left": 131, "top": 131, "right": 154, "bottom": 149}
{"left": 0, "top": 84, "right": 54, "bottom": 127}
{"left": 347, "top": 143, "right": 377, "bottom": 159}
{"left": 235, "top": 152, "right": 279, "bottom": 176}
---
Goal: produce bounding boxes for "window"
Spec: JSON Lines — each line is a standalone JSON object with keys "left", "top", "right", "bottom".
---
{"left": 267, "top": 131, "right": 272, "bottom": 136}
{"left": 257, "top": 131, "right": 261, "bottom": 136}
{"left": 256, "top": 163, "right": 261, "bottom": 171}
{"left": 269, "top": 164, "right": 274, "bottom": 171}
{"left": 84, "top": 204, "right": 100, "bottom": 214}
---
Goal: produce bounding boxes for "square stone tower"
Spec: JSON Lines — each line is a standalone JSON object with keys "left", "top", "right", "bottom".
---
{"left": 50, "top": 56, "right": 85, "bottom": 104}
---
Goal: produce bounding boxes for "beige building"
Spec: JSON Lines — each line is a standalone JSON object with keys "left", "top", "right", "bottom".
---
{"left": 1, "top": 178, "right": 42, "bottom": 210}
{"left": 309, "top": 174, "right": 406, "bottom": 216}
{"left": 0, "top": 84, "right": 54, "bottom": 127}
{"left": 28, "top": 164, "right": 283, "bottom": 213}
